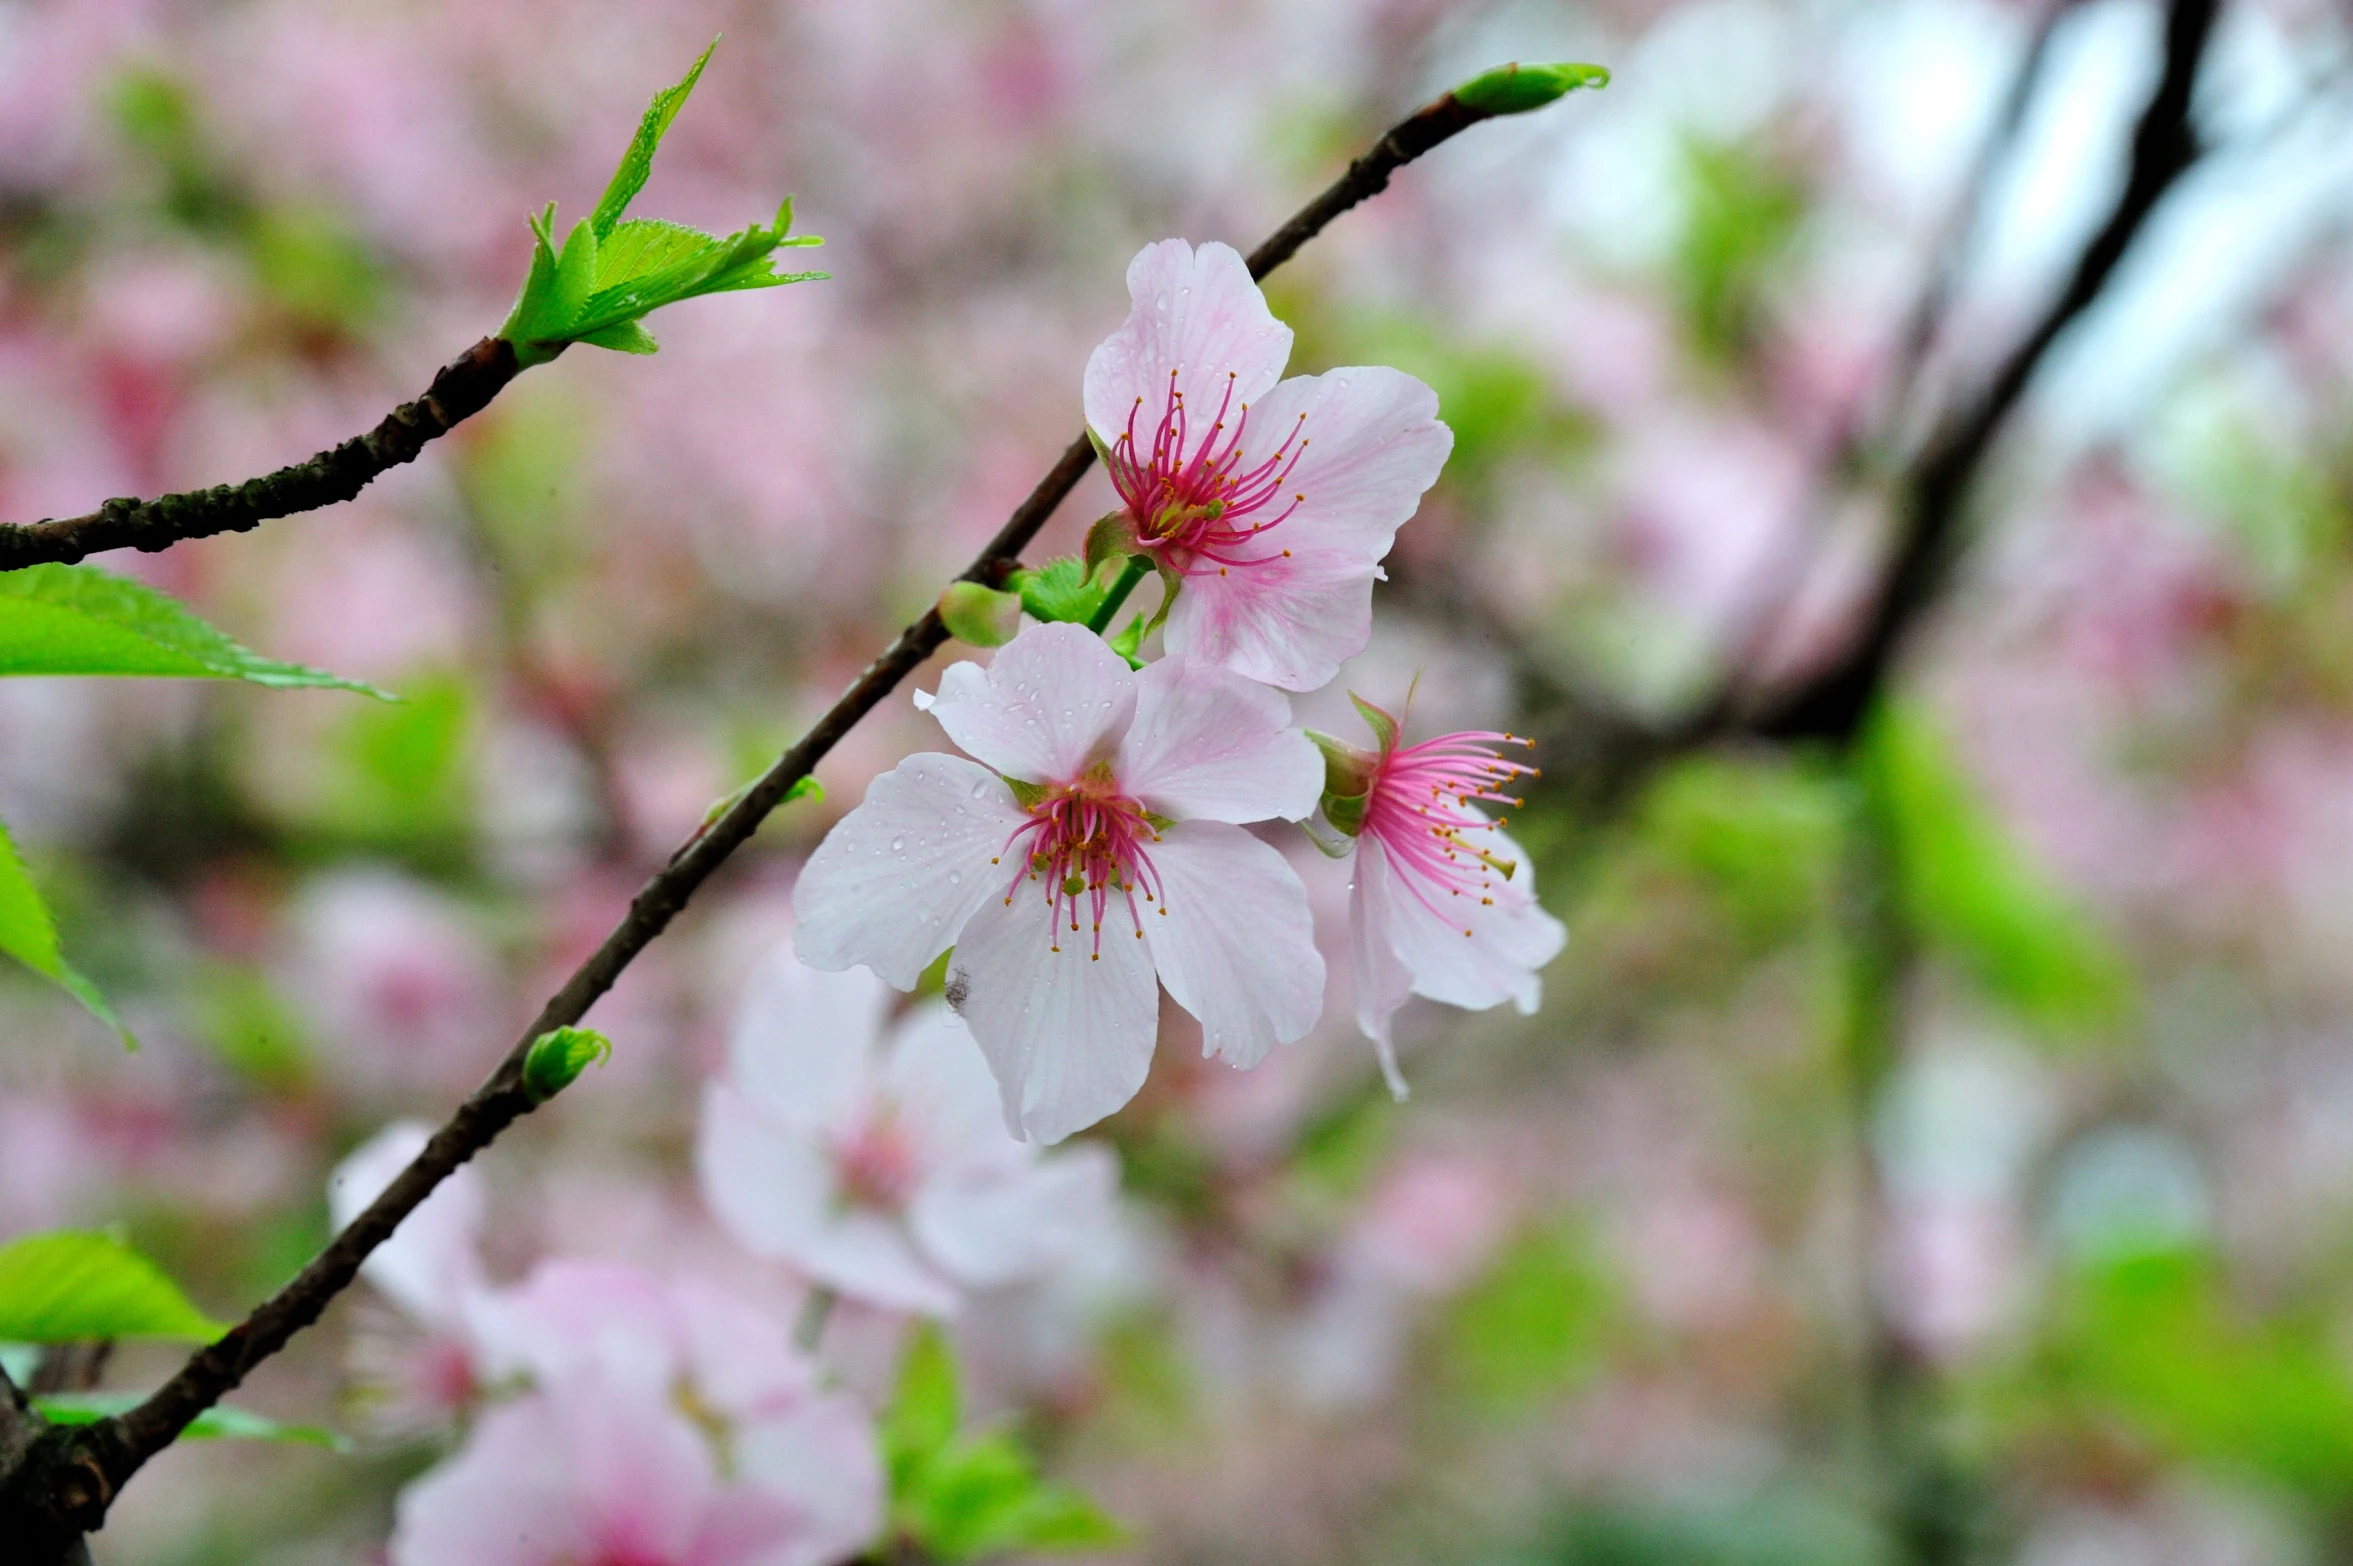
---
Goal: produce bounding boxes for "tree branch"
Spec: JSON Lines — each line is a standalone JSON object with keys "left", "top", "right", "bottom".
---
{"left": 1757, "top": 0, "right": 2220, "bottom": 743}
{"left": 0, "top": 73, "right": 1555, "bottom": 1551}
{"left": 0, "top": 336, "right": 525, "bottom": 571}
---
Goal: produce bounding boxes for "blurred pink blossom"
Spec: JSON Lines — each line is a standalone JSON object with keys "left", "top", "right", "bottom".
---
{"left": 697, "top": 949, "right": 1117, "bottom": 1316}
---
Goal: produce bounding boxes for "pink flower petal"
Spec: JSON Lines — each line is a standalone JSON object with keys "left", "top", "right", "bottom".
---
{"left": 329, "top": 1121, "right": 485, "bottom": 1333}
{"left": 695, "top": 1082, "right": 838, "bottom": 1273}
{"left": 1162, "top": 545, "right": 1383, "bottom": 693}
{"left": 948, "top": 882, "right": 1160, "bottom": 1144}
{"left": 1234, "top": 364, "right": 1452, "bottom": 564}
{"left": 1348, "top": 837, "right": 1417, "bottom": 1096}
{"left": 1361, "top": 819, "right": 1565, "bottom": 1014}
{"left": 735, "top": 1391, "right": 887, "bottom": 1566}
{"left": 1141, "top": 821, "right": 1325, "bottom": 1068}
{"left": 729, "top": 953, "right": 891, "bottom": 1130}
{"left": 793, "top": 754, "right": 1029, "bottom": 988}
{"left": 910, "top": 1139, "right": 1117, "bottom": 1290}
{"left": 1114, "top": 655, "right": 1322, "bottom": 823}
{"left": 1082, "top": 239, "right": 1292, "bottom": 445}
{"left": 924, "top": 623, "right": 1137, "bottom": 783}
{"left": 796, "top": 1209, "right": 961, "bottom": 1316}
{"left": 882, "top": 1002, "right": 1020, "bottom": 1164}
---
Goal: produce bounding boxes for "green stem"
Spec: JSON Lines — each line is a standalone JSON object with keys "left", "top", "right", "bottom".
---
{"left": 1085, "top": 554, "right": 1153, "bottom": 635}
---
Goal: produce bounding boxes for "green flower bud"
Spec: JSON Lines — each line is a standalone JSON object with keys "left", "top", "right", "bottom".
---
{"left": 522, "top": 1026, "right": 613, "bottom": 1104}
{"left": 939, "top": 582, "right": 1024, "bottom": 647}
{"left": 1453, "top": 61, "right": 1611, "bottom": 118}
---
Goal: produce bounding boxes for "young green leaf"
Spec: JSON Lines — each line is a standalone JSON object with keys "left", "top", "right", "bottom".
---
{"left": 0, "top": 815, "right": 123, "bottom": 1038}
{"left": 591, "top": 40, "right": 717, "bottom": 239}
{"left": 1008, "top": 557, "right": 1109, "bottom": 626}
{"left": 883, "top": 1324, "right": 1127, "bottom": 1561}
{"left": 0, "top": 564, "right": 385, "bottom": 693}
{"left": 498, "top": 43, "right": 826, "bottom": 366}
{"left": 34, "top": 1392, "right": 345, "bottom": 1450}
{"left": 0, "top": 1230, "right": 225, "bottom": 1344}
{"left": 886, "top": 1322, "right": 962, "bottom": 1477}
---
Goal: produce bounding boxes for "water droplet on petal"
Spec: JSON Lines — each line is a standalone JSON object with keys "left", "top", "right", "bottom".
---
{"left": 890, "top": 835, "right": 906, "bottom": 851}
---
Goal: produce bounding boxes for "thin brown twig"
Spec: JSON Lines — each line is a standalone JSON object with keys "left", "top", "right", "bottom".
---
{"left": 0, "top": 75, "right": 1558, "bottom": 1557}
{"left": 0, "top": 338, "right": 526, "bottom": 571}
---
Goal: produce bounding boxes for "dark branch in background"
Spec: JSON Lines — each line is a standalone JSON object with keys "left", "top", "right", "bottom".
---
{"left": 1487, "top": 0, "right": 2219, "bottom": 837}
{"left": 0, "top": 74, "right": 1551, "bottom": 1557}
{"left": 0, "top": 337, "right": 523, "bottom": 570}
{"left": 1755, "top": 0, "right": 2219, "bottom": 743}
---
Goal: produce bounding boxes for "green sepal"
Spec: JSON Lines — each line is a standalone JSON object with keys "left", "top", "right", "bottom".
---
{"left": 1452, "top": 61, "right": 1611, "bottom": 117}
{"left": 1106, "top": 612, "right": 1146, "bottom": 669}
{"left": 1308, "top": 729, "right": 1381, "bottom": 804}
{"left": 1083, "top": 511, "right": 1142, "bottom": 579}
{"left": 1348, "top": 693, "right": 1402, "bottom": 755}
{"left": 0, "top": 1230, "right": 225, "bottom": 1343}
{"left": 1301, "top": 813, "right": 1357, "bottom": 859}
{"left": 1002, "top": 776, "right": 1051, "bottom": 811}
{"left": 521, "top": 1025, "right": 613, "bottom": 1103}
{"left": 939, "top": 582, "right": 1023, "bottom": 647}
{"left": 1007, "top": 556, "right": 1106, "bottom": 625}
{"left": 35, "top": 1393, "right": 345, "bottom": 1450}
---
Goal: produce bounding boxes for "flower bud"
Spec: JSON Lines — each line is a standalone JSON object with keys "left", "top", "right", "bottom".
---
{"left": 939, "top": 582, "right": 1023, "bottom": 647}
{"left": 522, "top": 1025, "right": 613, "bottom": 1103}
{"left": 1452, "top": 61, "right": 1611, "bottom": 118}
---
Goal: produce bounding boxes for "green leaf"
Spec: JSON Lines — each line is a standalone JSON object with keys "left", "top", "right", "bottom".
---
{"left": 522, "top": 1024, "right": 614, "bottom": 1103}
{"left": 0, "top": 815, "right": 121, "bottom": 1039}
{"left": 884, "top": 1325, "right": 1125, "bottom": 1560}
{"left": 590, "top": 39, "right": 717, "bottom": 238}
{"left": 1861, "top": 702, "right": 2133, "bottom": 1037}
{"left": 0, "top": 1231, "right": 225, "bottom": 1343}
{"left": 886, "top": 1322, "right": 962, "bottom": 1476}
{"left": 498, "top": 44, "right": 825, "bottom": 365}
{"left": 34, "top": 1392, "right": 344, "bottom": 1450}
{"left": 0, "top": 565, "right": 385, "bottom": 694}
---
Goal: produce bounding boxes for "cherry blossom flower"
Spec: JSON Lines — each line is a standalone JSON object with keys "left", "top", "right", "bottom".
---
{"left": 696, "top": 948, "right": 1118, "bottom": 1315}
{"left": 393, "top": 1258, "right": 881, "bottom": 1566}
{"left": 1316, "top": 699, "right": 1566, "bottom": 1092}
{"left": 1084, "top": 239, "right": 1453, "bottom": 692}
{"left": 328, "top": 1120, "right": 493, "bottom": 1426}
{"left": 390, "top": 1373, "right": 860, "bottom": 1566}
{"left": 794, "top": 621, "right": 1325, "bottom": 1143}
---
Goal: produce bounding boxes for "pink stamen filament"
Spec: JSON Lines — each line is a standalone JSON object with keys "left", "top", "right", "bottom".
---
{"left": 1361, "top": 731, "right": 1539, "bottom": 935}
{"left": 993, "top": 777, "right": 1165, "bottom": 957}
{"left": 1105, "top": 370, "right": 1309, "bottom": 576}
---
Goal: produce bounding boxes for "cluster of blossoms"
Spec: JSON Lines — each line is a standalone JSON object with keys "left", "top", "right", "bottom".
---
{"left": 797, "top": 239, "right": 1567, "bottom": 1142}
{"left": 330, "top": 1126, "right": 882, "bottom": 1566}
{"left": 342, "top": 947, "right": 1117, "bottom": 1565}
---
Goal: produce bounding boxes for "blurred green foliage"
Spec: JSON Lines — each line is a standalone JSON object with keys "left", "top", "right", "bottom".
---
{"left": 1994, "top": 1244, "right": 2353, "bottom": 1508}
{"left": 883, "top": 1322, "right": 1128, "bottom": 1561}
{"left": 1673, "top": 137, "right": 1806, "bottom": 367}
{"left": 110, "top": 66, "right": 382, "bottom": 338}
{"left": 284, "top": 671, "right": 477, "bottom": 869}
{"left": 1437, "top": 1219, "right": 1619, "bottom": 1415}
{"left": 1495, "top": 1490, "right": 1894, "bottom": 1566}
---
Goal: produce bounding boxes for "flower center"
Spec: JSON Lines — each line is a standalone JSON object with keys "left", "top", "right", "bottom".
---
{"left": 1362, "top": 732, "right": 1539, "bottom": 937}
{"left": 832, "top": 1107, "right": 923, "bottom": 1212}
{"left": 993, "top": 767, "right": 1165, "bottom": 958}
{"left": 1105, "top": 369, "right": 1309, "bottom": 576}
